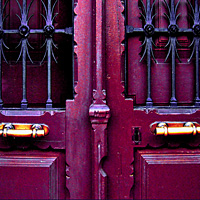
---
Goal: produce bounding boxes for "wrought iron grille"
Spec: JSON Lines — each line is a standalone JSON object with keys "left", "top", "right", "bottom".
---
{"left": 0, "top": 0, "right": 73, "bottom": 109}
{"left": 125, "top": 0, "right": 200, "bottom": 108}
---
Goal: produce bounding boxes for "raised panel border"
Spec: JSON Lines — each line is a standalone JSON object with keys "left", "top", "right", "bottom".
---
{"left": 135, "top": 149, "right": 200, "bottom": 199}
{"left": 0, "top": 153, "right": 60, "bottom": 199}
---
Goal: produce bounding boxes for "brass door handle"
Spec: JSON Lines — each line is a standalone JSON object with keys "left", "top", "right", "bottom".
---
{"left": 0, "top": 123, "right": 49, "bottom": 138}
{"left": 150, "top": 122, "right": 200, "bottom": 136}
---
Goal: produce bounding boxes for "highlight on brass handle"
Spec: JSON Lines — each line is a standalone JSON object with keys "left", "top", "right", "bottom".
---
{"left": 150, "top": 122, "right": 200, "bottom": 136}
{"left": 0, "top": 123, "right": 49, "bottom": 138}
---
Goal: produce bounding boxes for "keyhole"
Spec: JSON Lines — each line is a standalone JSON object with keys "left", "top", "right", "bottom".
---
{"left": 132, "top": 127, "right": 141, "bottom": 144}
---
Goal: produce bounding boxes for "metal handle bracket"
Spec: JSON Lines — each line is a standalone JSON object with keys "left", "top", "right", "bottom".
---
{"left": 0, "top": 123, "right": 49, "bottom": 138}
{"left": 150, "top": 122, "right": 200, "bottom": 136}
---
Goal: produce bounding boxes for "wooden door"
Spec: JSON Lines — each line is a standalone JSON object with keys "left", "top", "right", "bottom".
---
{"left": 2, "top": 0, "right": 200, "bottom": 199}
{"left": 0, "top": 0, "right": 73, "bottom": 199}
{"left": 62, "top": 0, "right": 200, "bottom": 199}
{"left": 104, "top": 0, "right": 200, "bottom": 199}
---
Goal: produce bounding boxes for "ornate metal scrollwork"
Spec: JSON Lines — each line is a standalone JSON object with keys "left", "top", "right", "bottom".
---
{"left": 125, "top": 0, "right": 200, "bottom": 108}
{"left": 0, "top": 0, "right": 73, "bottom": 109}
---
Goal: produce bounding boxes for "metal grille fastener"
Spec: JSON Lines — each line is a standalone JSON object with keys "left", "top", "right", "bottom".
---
{"left": 168, "top": 24, "right": 179, "bottom": 36}
{"left": 44, "top": 25, "right": 55, "bottom": 38}
{"left": 193, "top": 24, "right": 200, "bottom": 36}
{"left": 144, "top": 24, "right": 155, "bottom": 37}
{"left": 19, "top": 25, "right": 30, "bottom": 38}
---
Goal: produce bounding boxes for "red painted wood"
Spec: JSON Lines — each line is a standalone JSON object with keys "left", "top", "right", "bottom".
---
{"left": 135, "top": 149, "right": 200, "bottom": 199}
{"left": 89, "top": 105, "right": 111, "bottom": 199}
{"left": 65, "top": 0, "right": 93, "bottom": 199}
{"left": 0, "top": 111, "right": 65, "bottom": 149}
{"left": 104, "top": 0, "right": 200, "bottom": 199}
{"left": 0, "top": 0, "right": 71, "bottom": 199}
{"left": 1, "top": 0, "right": 200, "bottom": 199}
{"left": 88, "top": 0, "right": 111, "bottom": 198}
{"left": 0, "top": 150, "right": 67, "bottom": 199}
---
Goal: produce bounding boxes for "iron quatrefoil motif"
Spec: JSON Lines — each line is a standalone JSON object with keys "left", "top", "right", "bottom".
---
{"left": 168, "top": 24, "right": 179, "bottom": 36}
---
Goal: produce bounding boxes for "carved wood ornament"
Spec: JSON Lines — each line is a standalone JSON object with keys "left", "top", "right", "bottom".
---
{"left": 89, "top": 0, "right": 111, "bottom": 199}
{"left": 66, "top": 0, "right": 94, "bottom": 198}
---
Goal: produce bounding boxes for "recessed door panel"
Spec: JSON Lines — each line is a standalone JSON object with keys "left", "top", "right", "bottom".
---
{"left": 0, "top": 151, "right": 67, "bottom": 199}
{"left": 134, "top": 149, "right": 200, "bottom": 199}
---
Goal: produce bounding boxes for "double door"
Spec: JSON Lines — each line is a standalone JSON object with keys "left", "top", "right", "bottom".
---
{"left": 1, "top": 0, "right": 200, "bottom": 199}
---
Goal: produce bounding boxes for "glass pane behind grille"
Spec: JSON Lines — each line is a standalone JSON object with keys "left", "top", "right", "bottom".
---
{"left": 125, "top": 0, "right": 199, "bottom": 108}
{"left": 1, "top": 0, "right": 73, "bottom": 108}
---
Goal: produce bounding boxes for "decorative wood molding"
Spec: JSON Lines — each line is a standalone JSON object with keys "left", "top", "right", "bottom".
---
{"left": 134, "top": 149, "right": 200, "bottom": 199}
{"left": 89, "top": 0, "right": 111, "bottom": 198}
{"left": 105, "top": 0, "right": 134, "bottom": 198}
{"left": 0, "top": 154, "right": 59, "bottom": 199}
{"left": 66, "top": 0, "right": 93, "bottom": 198}
{"left": 89, "top": 104, "right": 110, "bottom": 199}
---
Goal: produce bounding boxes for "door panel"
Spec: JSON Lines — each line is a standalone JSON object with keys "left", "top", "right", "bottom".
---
{"left": 125, "top": 0, "right": 200, "bottom": 198}
{"left": 134, "top": 149, "right": 200, "bottom": 199}
{"left": 0, "top": 151, "right": 67, "bottom": 199}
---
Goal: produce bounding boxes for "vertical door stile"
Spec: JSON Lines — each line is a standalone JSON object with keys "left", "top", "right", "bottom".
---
{"left": 124, "top": 0, "right": 128, "bottom": 96}
{"left": 194, "top": 0, "right": 200, "bottom": 106}
{"left": 89, "top": 0, "right": 111, "bottom": 199}
{"left": 66, "top": 0, "right": 93, "bottom": 198}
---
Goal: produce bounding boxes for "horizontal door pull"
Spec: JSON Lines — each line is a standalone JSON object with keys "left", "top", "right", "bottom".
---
{"left": 0, "top": 123, "right": 49, "bottom": 138}
{"left": 150, "top": 122, "right": 200, "bottom": 136}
